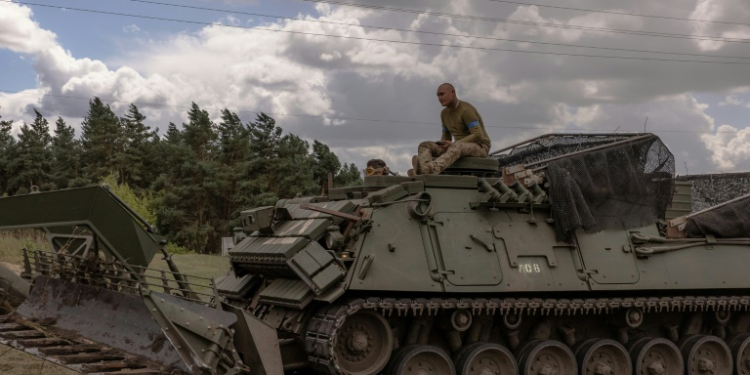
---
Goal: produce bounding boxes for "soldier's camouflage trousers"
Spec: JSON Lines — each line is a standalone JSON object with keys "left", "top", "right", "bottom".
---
{"left": 416, "top": 141, "right": 489, "bottom": 175}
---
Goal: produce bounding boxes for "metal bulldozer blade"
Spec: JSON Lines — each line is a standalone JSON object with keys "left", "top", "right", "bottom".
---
{"left": 0, "top": 262, "right": 29, "bottom": 310}
{"left": 7, "top": 275, "right": 283, "bottom": 375}
{"left": 13, "top": 275, "right": 188, "bottom": 373}
{"left": 141, "top": 288, "right": 284, "bottom": 375}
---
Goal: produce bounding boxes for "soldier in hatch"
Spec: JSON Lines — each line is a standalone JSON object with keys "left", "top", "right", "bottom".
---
{"left": 365, "top": 159, "right": 392, "bottom": 176}
{"left": 409, "top": 83, "right": 491, "bottom": 176}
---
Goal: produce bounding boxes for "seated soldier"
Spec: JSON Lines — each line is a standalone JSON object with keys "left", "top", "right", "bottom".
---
{"left": 409, "top": 83, "right": 491, "bottom": 176}
{"left": 365, "top": 159, "right": 392, "bottom": 176}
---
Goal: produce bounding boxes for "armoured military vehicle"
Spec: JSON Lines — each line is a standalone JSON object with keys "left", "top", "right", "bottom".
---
{"left": 1, "top": 133, "right": 750, "bottom": 375}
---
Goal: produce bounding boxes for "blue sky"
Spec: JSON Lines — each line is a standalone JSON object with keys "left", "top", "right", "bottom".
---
{"left": 2, "top": 0, "right": 750, "bottom": 173}
{"left": 0, "top": 49, "right": 33, "bottom": 91}
{"left": 697, "top": 93, "right": 750, "bottom": 127}
{"left": 1, "top": 0, "right": 318, "bottom": 90}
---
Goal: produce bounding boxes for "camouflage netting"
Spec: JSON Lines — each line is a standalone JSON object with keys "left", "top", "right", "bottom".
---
{"left": 494, "top": 134, "right": 638, "bottom": 169}
{"left": 684, "top": 195, "right": 750, "bottom": 238}
{"left": 678, "top": 173, "right": 750, "bottom": 212}
{"left": 540, "top": 136, "right": 675, "bottom": 240}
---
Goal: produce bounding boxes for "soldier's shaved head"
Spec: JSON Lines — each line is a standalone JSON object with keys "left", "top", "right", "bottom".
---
{"left": 438, "top": 83, "right": 455, "bottom": 92}
{"left": 436, "top": 83, "right": 458, "bottom": 108}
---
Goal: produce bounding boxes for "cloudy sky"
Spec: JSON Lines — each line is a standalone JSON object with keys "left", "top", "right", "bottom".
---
{"left": 2, "top": 0, "right": 750, "bottom": 174}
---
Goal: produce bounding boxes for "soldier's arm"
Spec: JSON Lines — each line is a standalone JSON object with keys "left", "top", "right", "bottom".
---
{"left": 456, "top": 109, "right": 483, "bottom": 143}
{"left": 440, "top": 126, "right": 452, "bottom": 142}
{"left": 440, "top": 113, "right": 452, "bottom": 142}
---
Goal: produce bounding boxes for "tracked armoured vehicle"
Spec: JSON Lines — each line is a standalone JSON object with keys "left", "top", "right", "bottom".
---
{"left": 2, "top": 133, "right": 750, "bottom": 375}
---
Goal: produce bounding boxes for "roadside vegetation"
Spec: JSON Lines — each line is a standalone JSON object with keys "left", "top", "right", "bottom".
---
{"left": 0, "top": 97, "right": 362, "bottom": 371}
{"left": 0, "top": 100, "right": 362, "bottom": 254}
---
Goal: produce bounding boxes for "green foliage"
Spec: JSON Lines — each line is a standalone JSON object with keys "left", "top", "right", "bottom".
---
{"left": 164, "top": 241, "right": 194, "bottom": 255}
{"left": 0, "top": 230, "right": 47, "bottom": 266}
{"left": 81, "top": 97, "right": 122, "bottom": 182}
{"left": 51, "top": 117, "right": 81, "bottom": 189}
{"left": 7, "top": 109, "right": 53, "bottom": 194}
{"left": 0, "top": 108, "right": 16, "bottom": 194}
{"left": 118, "top": 104, "right": 157, "bottom": 190}
{"left": 337, "top": 162, "right": 363, "bottom": 186}
{"left": 0, "top": 99, "right": 361, "bottom": 254}
{"left": 312, "top": 140, "right": 341, "bottom": 187}
{"left": 101, "top": 173, "right": 157, "bottom": 224}
{"left": 154, "top": 103, "right": 223, "bottom": 253}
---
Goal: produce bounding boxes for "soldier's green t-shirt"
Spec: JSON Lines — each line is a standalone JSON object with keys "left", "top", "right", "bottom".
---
{"left": 440, "top": 101, "right": 491, "bottom": 148}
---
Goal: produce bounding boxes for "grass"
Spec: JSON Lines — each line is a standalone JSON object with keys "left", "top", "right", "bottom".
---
{"left": 145, "top": 252, "right": 230, "bottom": 280}
{"left": 143, "top": 252, "right": 231, "bottom": 301}
{"left": 0, "top": 230, "right": 46, "bottom": 267}
{"left": 0, "top": 230, "right": 231, "bottom": 373}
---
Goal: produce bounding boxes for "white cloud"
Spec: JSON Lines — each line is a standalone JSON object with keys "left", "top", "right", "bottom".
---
{"left": 0, "top": 3, "right": 57, "bottom": 54}
{"left": 690, "top": 0, "right": 750, "bottom": 51}
{"left": 0, "top": 89, "right": 42, "bottom": 134}
{"left": 702, "top": 125, "right": 750, "bottom": 170}
{"left": 719, "top": 87, "right": 750, "bottom": 108}
{"left": 123, "top": 24, "right": 141, "bottom": 34}
{"left": 3, "top": 0, "right": 750, "bottom": 174}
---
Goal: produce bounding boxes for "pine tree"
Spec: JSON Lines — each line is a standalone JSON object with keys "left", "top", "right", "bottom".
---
{"left": 271, "top": 134, "right": 318, "bottom": 198}
{"left": 336, "top": 163, "right": 363, "bottom": 186}
{"left": 310, "top": 140, "right": 362, "bottom": 189}
{"left": 80, "top": 97, "right": 122, "bottom": 182}
{"left": 242, "top": 113, "right": 295, "bottom": 206}
{"left": 151, "top": 122, "right": 189, "bottom": 245}
{"left": 50, "top": 117, "right": 83, "bottom": 188}
{"left": 119, "top": 104, "right": 154, "bottom": 189}
{"left": 311, "top": 140, "right": 342, "bottom": 192}
{"left": 148, "top": 108, "right": 363, "bottom": 253}
{"left": 247, "top": 113, "right": 281, "bottom": 157}
{"left": 153, "top": 122, "right": 188, "bottom": 180}
{"left": 216, "top": 109, "right": 251, "bottom": 229}
{"left": 182, "top": 103, "right": 217, "bottom": 162}
{"left": 217, "top": 109, "right": 249, "bottom": 165}
{"left": 155, "top": 103, "right": 222, "bottom": 253}
{"left": 164, "top": 122, "right": 181, "bottom": 144}
{"left": 0, "top": 109, "right": 15, "bottom": 195}
{"left": 143, "top": 127, "right": 163, "bottom": 186}
{"left": 1, "top": 99, "right": 362, "bottom": 251}
{"left": 8, "top": 109, "right": 53, "bottom": 192}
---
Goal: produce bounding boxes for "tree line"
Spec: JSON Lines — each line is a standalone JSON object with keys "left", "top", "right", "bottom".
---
{"left": 0, "top": 99, "right": 361, "bottom": 253}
